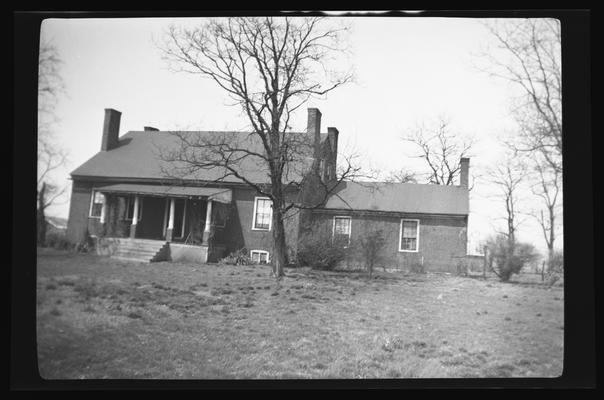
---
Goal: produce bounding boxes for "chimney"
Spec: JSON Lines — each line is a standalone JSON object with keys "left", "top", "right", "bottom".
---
{"left": 460, "top": 157, "right": 470, "bottom": 188}
{"left": 307, "top": 108, "right": 322, "bottom": 156}
{"left": 327, "top": 127, "right": 339, "bottom": 165}
{"left": 144, "top": 126, "right": 159, "bottom": 132}
{"left": 101, "top": 108, "right": 121, "bottom": 151}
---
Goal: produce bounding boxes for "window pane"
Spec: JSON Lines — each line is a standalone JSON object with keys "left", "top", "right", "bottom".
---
{"left": 91, "top": 203, "right": 102, "bottom": 217}
{"left": 254, "top": 198, "right": 272, "bottom": 229}
{"left": 334, "top": 218, "right": 350, "bottom": 235}
{"left": 93, "top": 191, "right": 105, "bottom": 204}
{"left": 259, "top": 253, "right": 268, "bottom": 264}
{"left": 402, "top": 221, "right": 417, "bottom": 238}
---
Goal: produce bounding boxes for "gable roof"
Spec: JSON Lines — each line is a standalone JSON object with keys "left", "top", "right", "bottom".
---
{"left": 324, "top": 181, "right": 469, "bottom": 216}
{"left": 71, "top": 131, "right": 317, "bottom": 184}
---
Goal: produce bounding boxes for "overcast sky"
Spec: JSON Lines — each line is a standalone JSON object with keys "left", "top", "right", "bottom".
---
{"left": 39, "top": 16, "right": 563, "bottom": 255}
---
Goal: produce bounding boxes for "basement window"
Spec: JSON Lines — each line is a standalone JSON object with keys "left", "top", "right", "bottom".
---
{"left": 250, "top": 250, "right": 269, "bottom": 264}
{"left": 89, "top": 191, "right": 105, "bottom": 218}
{"left": 399, "top": 219, "right": 420, "bottom": 252}
{"left": 252, "top": 197, "right": 272, "bottom": 231}
{"left": 333, "top": 216, "right": 351, "bottom": 248}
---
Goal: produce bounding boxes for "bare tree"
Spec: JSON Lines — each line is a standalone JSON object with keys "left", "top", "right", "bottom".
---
{"left": 402, "top": 116, "right": 475, "bottom": 187}
{"left": 157, "top": 17, "right": 358, "bottom": 278}
{"left": 481, "top": 19, "right": 562, "bottom": 175}
{"left": 486, "top": 156, "right": 529, "bottom": 278}
{"left": 37, "top": 40, "right": 68, "bottom": 245}
{"left": 384, "top": 168, "right": 418, "bottom": 184}
{"left": 530, "top": 155, "right": 561, "bottom": 271}
{"left": 479, "top": 19, "right": 563, "bottom": 268}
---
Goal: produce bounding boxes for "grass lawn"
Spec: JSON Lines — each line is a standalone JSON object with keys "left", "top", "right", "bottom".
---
{"left": 36, "top": 248, "right": 564, "bottom": 379}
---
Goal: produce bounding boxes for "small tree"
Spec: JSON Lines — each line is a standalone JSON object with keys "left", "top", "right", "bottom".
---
{"left": 355, "top": 228, "right": 387, "bottom": 279}
{"left": 484, "top": 234, "right": 539, "bottom": 282}
{"left": 297, "top": 221, "right": 347, "bottom": 270}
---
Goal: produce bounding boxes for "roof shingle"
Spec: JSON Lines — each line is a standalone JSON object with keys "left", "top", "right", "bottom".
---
{"left": 324, "top": 181, "right": 469, "bottom": 215}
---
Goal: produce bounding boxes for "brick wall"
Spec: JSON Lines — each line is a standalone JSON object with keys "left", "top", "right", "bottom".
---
{"left": 66, "top": 180, "right": 94, "bottom": 244}
{"left": 213, "top": 187, "right": 301, "bottom": 261}
{"left": 309, "top": 210, "right": 468, "bottom": 273}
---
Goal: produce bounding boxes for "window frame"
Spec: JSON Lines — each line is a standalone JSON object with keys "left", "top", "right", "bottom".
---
{"left": 89, "top": 190, "right": 105, "bottom": 219}
{"left": 332, "top": 215, "right": 352, "bottom": 248}
{"left": 250, "top": 250, "right": 270, "bottom": 264}
{"left": 399, "top": 218, "right": 420, "bottom": 252}
{"left": 251, "top": 196, "right": 272, "bottom": 231}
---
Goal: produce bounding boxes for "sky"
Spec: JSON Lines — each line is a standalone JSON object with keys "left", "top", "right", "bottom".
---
{"left": 39, "top": 16, "right": 563, "bottom": 256}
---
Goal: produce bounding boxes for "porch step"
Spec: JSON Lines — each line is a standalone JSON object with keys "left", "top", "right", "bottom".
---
{"left": 110, "top": 239, "right": 169, "bottom": 263}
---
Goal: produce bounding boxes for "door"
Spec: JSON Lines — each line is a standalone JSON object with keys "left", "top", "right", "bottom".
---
{"left": 136, "top": 197, "right": 167, "bottom": 240}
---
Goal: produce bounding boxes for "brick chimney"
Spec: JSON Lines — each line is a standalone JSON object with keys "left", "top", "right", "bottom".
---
{"left": 307, "top": 108, "right": 322, "bottom": 157}
{"left": 460, "top": 157, "right": 470, "bottom": 188}
{"left": 327, "top": 127, "right": 339, "bottom": 170}
{"left": 101, "top": 108, "right": 121, "bottom": 151}
{"left": 144, "top": 126, "right": 159, "bottom": 132}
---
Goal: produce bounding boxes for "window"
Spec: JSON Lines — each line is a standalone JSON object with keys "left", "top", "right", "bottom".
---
{"left": 333, "top": 216, "right": 351, "bottom": 247}
{"left": 252, "top": 197, "right": 272, "bottom": 230}
{"left": 399, "top": 219, "right": 420, "bottom": 252}
{"left": 250, "top": 250, "right": 269, "bottom": 264}
{"left": 125, "top": 196, "right": 143, "bottom": 221}
{"left": 319, "top": 159, "right": 325, "bottom": 180}
{"left": 89, "top": 191, "right": 105, "bottom": 218}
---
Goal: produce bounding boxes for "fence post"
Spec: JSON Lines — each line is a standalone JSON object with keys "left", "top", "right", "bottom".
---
{"left": 483, "top": 246, "right": 487, "bottom": 279}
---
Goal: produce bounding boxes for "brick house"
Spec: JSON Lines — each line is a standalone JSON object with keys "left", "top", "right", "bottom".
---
{"left": 66, "top": 107, "right": 470, "bottom": 272}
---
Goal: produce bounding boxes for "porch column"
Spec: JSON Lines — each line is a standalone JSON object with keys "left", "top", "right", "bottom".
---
{"left": 166, "top": 198, "right": 175, "bottom": 242}
{"left": 202, "top": 199, "right": 213, "bottom": 243}
{"left": 99, "top": 193, "right": 108, "bottom": 224}
{"left": 129, "top": 195, "right": 139, "bottom": 238}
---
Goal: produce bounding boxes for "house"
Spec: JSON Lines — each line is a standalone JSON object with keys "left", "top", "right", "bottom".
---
{"left": 66, "top": 107, "right": 470, "bottom": 272}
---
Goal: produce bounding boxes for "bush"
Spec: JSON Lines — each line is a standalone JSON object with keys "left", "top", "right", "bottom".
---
{"left": 75, "top": 230, "right": 96, "bottom": 253}
{"left": 549, "top": 250, "right": 564, "bottom": 273}
{"left": 353, "top": 229, "right": 387, "bottom": 278}
{"left": 485, "top": 235, "right": 539, "bottom": 282}
{"left": 297, "top": 229, "right": 348, "bottom": 271}
{"left": 45, "top": 231, "right": 72, "bottom": 250}
{"left": 219, "top": 248, "right": 252, "bottom": 265}
{"left": 455, "top": 258, "right": 469, "bottom": 276}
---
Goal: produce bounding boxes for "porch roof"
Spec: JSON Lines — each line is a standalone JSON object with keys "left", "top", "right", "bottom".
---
{"left": 94, "top": 183, "right": 232, "bottom": 203}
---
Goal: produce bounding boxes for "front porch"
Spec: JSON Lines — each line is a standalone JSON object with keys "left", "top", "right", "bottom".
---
{"left": 92, "top": 184, "right": 231, "bottom": 263}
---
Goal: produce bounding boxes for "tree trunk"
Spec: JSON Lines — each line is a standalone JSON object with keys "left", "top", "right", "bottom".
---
{"left": 37, "top": 182, "right": 47, "bottom": 247}
{"left": 271, "top": 206, "right": 287, "bottom": 278}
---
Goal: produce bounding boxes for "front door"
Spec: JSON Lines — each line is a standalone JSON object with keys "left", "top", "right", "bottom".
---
{"left": 136, "top": 197, "right": 167, "bottom": 240}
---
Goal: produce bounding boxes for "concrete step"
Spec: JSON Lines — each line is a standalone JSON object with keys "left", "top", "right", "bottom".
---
{"left": 113, "top": 256, "right": 152, "bottom": 263}
{"left": 114, "top": 250, "right": 158, "bottom": 259}
{"left": 110, "top": 239, "right": 167, "bottom": 263}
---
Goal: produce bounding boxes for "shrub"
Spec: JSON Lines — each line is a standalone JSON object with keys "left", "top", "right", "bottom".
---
{"left": 75, "top": 231, "right": 96, "bottom": 253}
{"left": 409, "top": 261, "right": 425, "bottom": 274}
{"left": 485, "top": 235, "right": 540, "bottom": 282}
{"left": 549, "top": 250, "right": 564, "bottom": 273}
{"left": 45, "top": 231, "right": 72, "bottom": 250}
{"left": 455, "top": 258, "right": 469, "bottom": 276}
{"left": 353, "top": 228, "right": 387, "bottom": 278}
{"left": 220, "top": 248, "right": 252, "bottom": 265}
{"left": 297, "top": 228, "right": 348, "bottom": 271}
